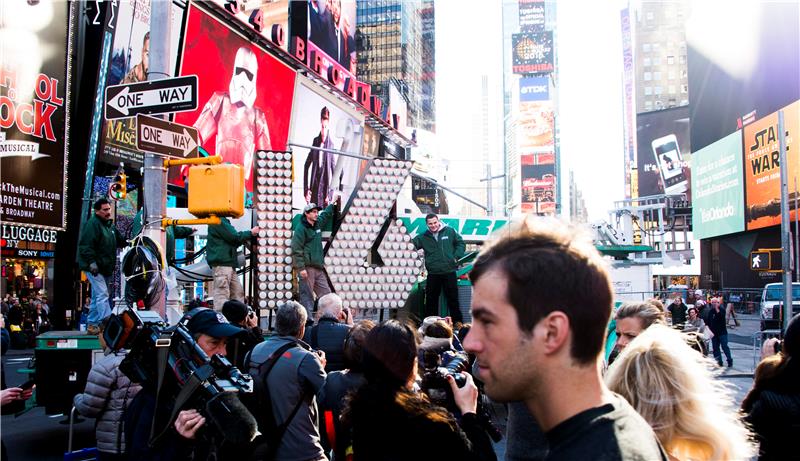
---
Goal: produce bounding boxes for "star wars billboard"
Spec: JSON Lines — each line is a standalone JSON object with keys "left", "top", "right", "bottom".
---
{"left": 173, "top": 3, "right": 297, "bottom": 193}
{"left": 0, "top": 0, "right": 73, "bottom": 230}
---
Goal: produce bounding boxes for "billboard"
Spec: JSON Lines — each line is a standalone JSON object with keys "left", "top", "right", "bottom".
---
{"left": 517, "top": 101, "right": 554, "bottom": 155}
{"left": 289, "top": 76, "right": 365, "bottom": 212}
{"left": 518, "top": 0, "right": 545, "bottom": 32}
{"left": 211, "top": 0, "right": 289, "bottom": 51}
{"left": 521, "top": 164, "right": 556, "bottom": 215}
{"left": 100, "top": 0, "right": 185, "bottom": 167}
{"left": 362, "top": 126, "right": 380, "bottom": 157}
{"left": 636, "top": 106, "right": 691, "bottom": 199}
{"left": 0, "top": 0, "right": 71, "bottom": 230}
{"left": 743, "top": 100, "right": 800, "bottom": 231}
{"left": 620, "top": 6, "right": 636, "bottom": 199}
{"left": 512, "top": 32, "right": 554, "bottom": 75}
{"left": 691, "top": 131, "right": 745, "bottom": 239}
{"left": 519, "top": 76, "right": 549, "bottom": 102}
{"left": 174, "top": 4, "right": 297, "bottom": 193}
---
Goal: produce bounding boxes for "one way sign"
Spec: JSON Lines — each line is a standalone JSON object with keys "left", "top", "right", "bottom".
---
{"left": 136, "top": 115, "right": 199, "bottom": 157}
{"left": 105, "top": 75, "right": 198, "bottom": 120}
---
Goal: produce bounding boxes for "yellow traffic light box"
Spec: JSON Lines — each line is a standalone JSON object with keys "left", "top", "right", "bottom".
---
{"left": 187, "top": 164, "right": 244, "bottom": 218}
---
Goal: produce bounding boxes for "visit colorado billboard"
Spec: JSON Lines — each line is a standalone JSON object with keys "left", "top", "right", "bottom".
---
{"left": 173, "top": 3, "right": 297, "bottom": 193}
{"left": 512, "top": 32, "right": 554, "bottom": 75}
{"left": 0, "top": 0, "right": 72, "bottom": 230}
{"left": 691, "top": 131, "right": 745, "bottom": 239}
{"left": 743, "top": 100, "right": 800, "bottom": 231}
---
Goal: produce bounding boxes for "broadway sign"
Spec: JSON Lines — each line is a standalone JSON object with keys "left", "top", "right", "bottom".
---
{"left": 0, "top": 1, "right": 72, "bottom": 229}
{"left": 105, "top": 75, "right": 198, "bottom": 120}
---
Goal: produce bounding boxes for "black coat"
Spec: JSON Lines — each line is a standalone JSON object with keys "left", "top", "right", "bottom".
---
{"left": 304, "top": 317, "right": 351, "bottom": 372}
{"left": 745, "top": 359, "right": 800, "bottom": 461}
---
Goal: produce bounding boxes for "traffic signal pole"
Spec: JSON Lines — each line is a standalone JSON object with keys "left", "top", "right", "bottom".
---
{"left": 779, "top": 110, "right": 793, "bottom": 333}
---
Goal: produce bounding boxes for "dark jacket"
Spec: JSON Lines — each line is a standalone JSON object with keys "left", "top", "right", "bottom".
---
{"left": 708, "top": 306, "right": 728, "bottom": 336}
{"left": 744, "top": 358, "right": 800, "bottom": 460}
{"left": 668, "top": 301, "right": 688, "bottom": 326}
{"left": 291, "top": 204, "right": 335, "bottom": 270}
{"left": 412, "top": 225, "right": 466, "bottom": 275}
{"left": 304, "top": 316, "right": 351, "bottom": 372}
{"left": 73, "top": 351, "right": 142, "bottom": 454}
{"left": 345, "top": 385, "right": 496, "bottom": 461}
{"left": 304, "top": 134, "right": 335, "bottom": 207}
{"left": 78, "top": 214, "right": 127, "bottom": 275}
{"left": 317, "top": 370, "right": 366, "bottom": 460}
{"left": 226, "top": 326, "right": 264, "bottom": 371}
{"left": 206, "top": 217, "right": 252, "bottom": 268}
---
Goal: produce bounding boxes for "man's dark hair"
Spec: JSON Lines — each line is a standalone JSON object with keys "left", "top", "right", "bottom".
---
{"left": 320, "top": 106, "right": 330, "bottom": 120}
{"left": 425, "top": 213, "right": 438, "bottom": 221}
{"left": 424, "top": 320, "right": 452, "bottom": 339}
{"left": 469, "top": 219, "right": 612, "bottom": 365}
{"left": 143, "top": 31, "right": 150, "bottom": 45}
{"left": 93, "top": 198, "right": 110, "bottom": 210}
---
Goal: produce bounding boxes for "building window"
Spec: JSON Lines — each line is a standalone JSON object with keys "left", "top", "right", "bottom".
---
{"left": 644, "top": 72, "right": 652, "bottom": 81}
{"left": 680, "top": 55, "right": 687, "bottom": 64}
{"left": 681, "top": 69, "right": 688, "bottom": 79}
{"left": 681, "top": 84, "right": 688, "bottom": 93}
{"left": 644, "top": 86, "right": 653, "bottom": 95}
{"left": 643, "top": 57, "right": 651, "bottom": 67}
{"left": 643, "top": 43, "right": 651, "bottom": 53}
{"left": 653, "top": 71, "right": 661, "bottom": 81}
{"left": 668, "top": 85, "right": 676, "bottom": 94}
{"left": 653, "top": 57, "right": 661, "bottom": 66}
{"left": 644, "top": 100, "right": 653, "bottom": 110}
{"left": 667, "top": 55, "right": 675, "bottom": 65}
{"left": 654, "top": 86, "right": 663, "bottom": 95}
{"left": 646, "top": 11, "right": 654, "bottom": 21}
{"left": 668, "top": 70, "right": 676, "bottom": 80}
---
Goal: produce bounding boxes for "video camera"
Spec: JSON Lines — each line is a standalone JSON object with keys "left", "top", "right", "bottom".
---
{"left": 419, "top": 349, "right": 469, "bottom": 410}
{"left": 104, "top": 308, "right": 257, "bottom": 445}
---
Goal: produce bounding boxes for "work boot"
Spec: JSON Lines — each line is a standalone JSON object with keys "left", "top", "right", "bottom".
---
{"left": 87, "top": 325, "right": 100, "bottom": 335}
{"left": 727, "top": 361, "right": 733, "bottom": 368}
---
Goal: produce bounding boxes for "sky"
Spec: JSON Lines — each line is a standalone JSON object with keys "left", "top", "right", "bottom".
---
{"left": 435, "top": 0, "right": 627, "bottom": 221}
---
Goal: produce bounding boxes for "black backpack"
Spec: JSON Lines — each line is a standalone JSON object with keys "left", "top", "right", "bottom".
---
{"left": 243, "top": 341, "right": 307, "bottom": 461}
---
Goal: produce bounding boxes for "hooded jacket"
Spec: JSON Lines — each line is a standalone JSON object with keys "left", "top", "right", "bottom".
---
{"left": 73, "top": 351, "right": 142, "bottom": 454}
{"left": 412, "top": 225, "right": 466, "bottom": 275}
{"left": 206, "top": 217, "right": 253, "bottom": 268}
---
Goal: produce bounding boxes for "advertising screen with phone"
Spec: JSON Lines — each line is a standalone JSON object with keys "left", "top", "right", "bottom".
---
{"left": 652, "top": 134, "right": 688, "bottom": 194}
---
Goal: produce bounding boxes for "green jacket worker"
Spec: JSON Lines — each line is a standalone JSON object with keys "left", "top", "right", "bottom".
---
{"left": 77, "top": 198, "right": 128, "bottom": 333}
{"left": 292, "top": 200, "right": 337, "bottom": 313}
{"left": 207, "top": 217, "right": 259, "bottom": 311}
{"left": 411, "top": 213, "right": 465, "bottom": 322}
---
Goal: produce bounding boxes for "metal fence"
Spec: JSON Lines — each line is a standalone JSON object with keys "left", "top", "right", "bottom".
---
{"left": 614, "top": 288, "right": 763, "bottom": 314}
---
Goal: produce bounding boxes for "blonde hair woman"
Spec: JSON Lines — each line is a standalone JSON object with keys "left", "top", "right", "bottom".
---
{"left": 605, "top": 324, "right": 756, "bottom": 461}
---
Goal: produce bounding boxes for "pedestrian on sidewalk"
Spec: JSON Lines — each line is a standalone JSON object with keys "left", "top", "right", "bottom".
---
{"left": 707, "top": 297, "right": 733, "bottom": 367}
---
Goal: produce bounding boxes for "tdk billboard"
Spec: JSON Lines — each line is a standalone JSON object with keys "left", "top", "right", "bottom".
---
{"left": 519, "top": 76, "right": 550, "bottom": 102}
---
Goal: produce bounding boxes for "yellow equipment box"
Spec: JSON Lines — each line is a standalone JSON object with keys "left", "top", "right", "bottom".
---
{"left": 187, "top": 164, "right": 245, "bottom": 218}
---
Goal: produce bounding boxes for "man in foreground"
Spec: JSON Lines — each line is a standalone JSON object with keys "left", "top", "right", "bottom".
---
{"left": 463, "top": 218, "right": 667, "bottom": 460}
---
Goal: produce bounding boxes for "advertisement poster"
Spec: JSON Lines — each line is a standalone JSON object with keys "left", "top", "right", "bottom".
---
{"left": 293, "top": 0, "right": 357, "bottom": 86}
{"left": 521, "top": 164, "right": 556, "bottom": 215}
{"left": 691, "top": 131, "right": 745, "bottom": 239}
{"left": 518, "top": 0, "right": 545, "bottom": 32}
{"left": 174, "top": 4, "right": 297, "bottom": 193}
{"left": 362, "top": 125, "right": 380, "bottom": 157}
{"left": 519, "top": 76, "right": 549, "bottom": 102}
{"left": 517, "top": 100, "right": 554, "bottom": 159}
{"left": 99, "top": 0, "right": 185, "bottom": 167}
{"left": 289, "top": 77, "right": 365, "bottom": 212}
{"left": 743, "top": 100, "right": 800, "bottom": 231}
{"left": 512, "top": 32, "right": 554, "bottom": 75}
{"left": 636, "top": 106, "right": 692, "bottom": 199}
{"left": 211, "top": 0, "right": 289, "bottom": 50}
{"left": 0, "top": 0, "right": 71, "bottom": 229}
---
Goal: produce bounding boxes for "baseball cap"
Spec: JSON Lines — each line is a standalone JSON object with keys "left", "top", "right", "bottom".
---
{"left": 303, "top": 203, "right": 321, "bottom": 213}
{"left": 184, "top": 308, "right": 244, "bottom": 338}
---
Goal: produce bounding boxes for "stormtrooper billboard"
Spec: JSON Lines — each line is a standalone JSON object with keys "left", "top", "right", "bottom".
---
{"left": 173, "top": 3, "right": 296, "bottom": 193}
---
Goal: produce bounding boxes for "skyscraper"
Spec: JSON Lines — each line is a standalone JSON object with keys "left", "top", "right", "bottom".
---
{"left": 356, "top": 0, "right": 434, "bottom": 132}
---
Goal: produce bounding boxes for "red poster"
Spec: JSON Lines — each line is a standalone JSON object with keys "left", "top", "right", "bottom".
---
{"left": 173, "top": 4, "right": 296, "bottom": 192}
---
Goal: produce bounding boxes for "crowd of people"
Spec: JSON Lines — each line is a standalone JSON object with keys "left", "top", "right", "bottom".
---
{"left": 0, "top": 294, "right": 50, "bottom": 349}
{"left": 4, "top": 200, "right": 800, "bottom": 460}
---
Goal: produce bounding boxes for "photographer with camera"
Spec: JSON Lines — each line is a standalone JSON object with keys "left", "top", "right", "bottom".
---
{"left": 124, "top": 308, "right": 247, "bottom": 460}
{"left": 742, "top": 314, "right": 800, "bottom": 459}
{"left": 222, "top": 300, "right": 264, "bottom": 370}
{"left": 246, "top": 301, "right": 328, "bottom": 461}
{"left": 341, "top": 320, "right": 495, "bottom": 460}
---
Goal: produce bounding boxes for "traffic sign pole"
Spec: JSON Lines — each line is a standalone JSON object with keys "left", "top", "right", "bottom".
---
{"left": 779, "top": 111, "right": 793, "bottom": 333}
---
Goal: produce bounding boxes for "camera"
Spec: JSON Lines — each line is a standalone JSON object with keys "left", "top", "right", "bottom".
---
{"left": 419, "top": 349, "right": 469, "bottom": 411}
{"left": 104, "top": 308, "right": 257, "bottom": 445}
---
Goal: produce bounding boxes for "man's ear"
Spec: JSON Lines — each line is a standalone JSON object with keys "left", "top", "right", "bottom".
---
{"left": 536, "top": 311, "right": 570, "bottom": 356}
